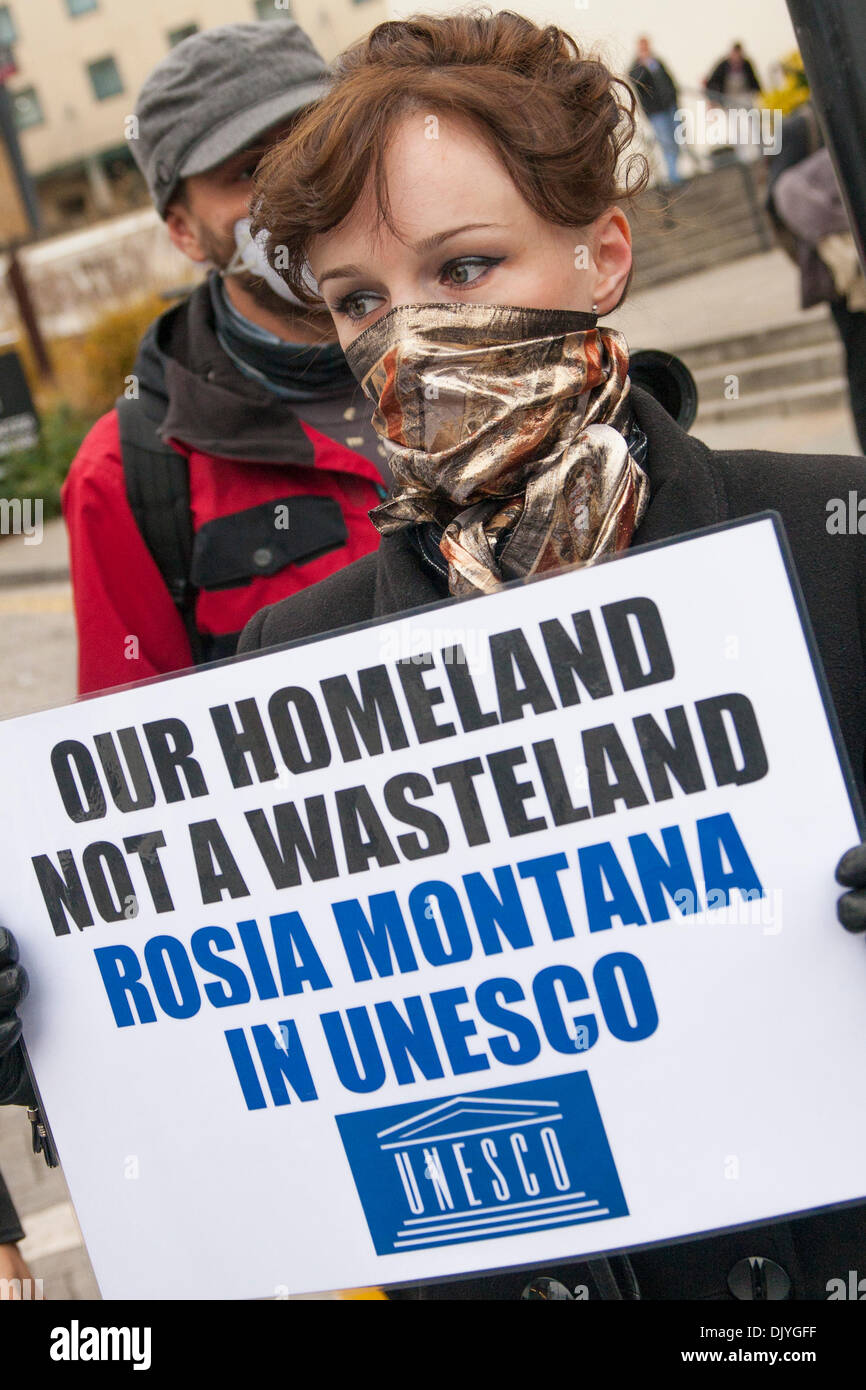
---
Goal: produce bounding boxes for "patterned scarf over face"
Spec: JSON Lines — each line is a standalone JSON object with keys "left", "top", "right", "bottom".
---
{"left": 344, "top": 302, "right": 649, "bottom": 597}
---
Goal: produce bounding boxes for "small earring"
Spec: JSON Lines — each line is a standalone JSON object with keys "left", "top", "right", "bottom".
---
{"left": 591, "top": 302, "right": 600, "bottom": 313}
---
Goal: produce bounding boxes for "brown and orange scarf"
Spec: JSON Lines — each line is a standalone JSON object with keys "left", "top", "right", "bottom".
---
{"left": 344, "top": 302, "right": 648, "bottom": 597}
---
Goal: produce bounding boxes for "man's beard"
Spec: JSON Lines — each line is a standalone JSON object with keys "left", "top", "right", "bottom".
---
{"left": 196, "top": 219, "right": 333, "bottom": 337}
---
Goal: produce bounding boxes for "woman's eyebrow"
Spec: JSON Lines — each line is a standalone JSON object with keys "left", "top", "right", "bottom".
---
{"left": 413, "top": 222, "right": 503, "bottom": 253}
{"left": 316, "top": 263, "right": 366, "bottom": 289}
{"left": 316, "top": 223, "right": 505, "bottom": 287}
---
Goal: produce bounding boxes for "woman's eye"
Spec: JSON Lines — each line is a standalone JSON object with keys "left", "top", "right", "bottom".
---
{"left": 334, "top": 292, "right": 384, "bottom": 321}
{"left": 441, "top": 256, "right": 502, "bottom": 287}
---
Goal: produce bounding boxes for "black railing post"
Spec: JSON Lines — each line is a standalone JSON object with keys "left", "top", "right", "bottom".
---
{"left": 737, "top": 162, "right": 773, "bottom": 253}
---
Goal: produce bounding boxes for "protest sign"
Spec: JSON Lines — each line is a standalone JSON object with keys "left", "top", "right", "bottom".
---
{"left": 0, "top": 351, "right": 38, "bottom": 456}
{"left": 0, "top": 514, "right": 864, "bottom": 1299}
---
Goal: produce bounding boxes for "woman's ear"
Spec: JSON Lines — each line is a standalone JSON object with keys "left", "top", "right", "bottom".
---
{"left": 591, "top": 207, "right": 633, "bottom": 315}
{"left": 164, "top": 199, "right": 210, "bottom": 264}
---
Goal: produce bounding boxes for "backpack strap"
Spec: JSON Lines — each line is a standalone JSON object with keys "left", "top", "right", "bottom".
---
{"left": 116, "top": 394, "right": 205, "bottom": 665}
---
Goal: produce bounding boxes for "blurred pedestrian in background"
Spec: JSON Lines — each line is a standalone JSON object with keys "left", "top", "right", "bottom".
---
{"left": 629, "top": 36, "right": 683, "bottom": 187}
{"left": 769, "top": 137, "right": 866, "bottom": 453}
{"left": 704, "top": 41, "right": 762, "bottom": 105}
{"left": 62, "top": 22, "right": 391, "bottom": 696}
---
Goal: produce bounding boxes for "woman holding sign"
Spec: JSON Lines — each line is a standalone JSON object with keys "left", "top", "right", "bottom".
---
{"left": 2, "top": 9, "right": 866, "bottom": 1302}
{"left": 240, "top": 10, "right": 866, "bottom": 1300}
{"left": 239, "top": 7, "right": 866, "bottom": 830}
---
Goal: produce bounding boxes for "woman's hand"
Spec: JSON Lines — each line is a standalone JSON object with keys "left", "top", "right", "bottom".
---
{"left": 836, "top": 844, "right": 866, "bottom": 931}
{"left": 0, "top": 928, "right": 33, "bottom": 1106}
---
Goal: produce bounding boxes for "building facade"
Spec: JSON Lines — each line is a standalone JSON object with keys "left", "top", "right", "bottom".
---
{"left": 1, "top": 0, "right": 386, "bottom": 232}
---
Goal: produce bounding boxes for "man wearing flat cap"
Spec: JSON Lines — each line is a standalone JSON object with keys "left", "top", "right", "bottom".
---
{"left": 62, "top": 21, "right": 390, "bottom": 695}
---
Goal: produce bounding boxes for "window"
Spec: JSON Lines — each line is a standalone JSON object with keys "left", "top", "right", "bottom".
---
{"left": 12, "top": 86, "right": 43, "bottom": 129}
{"left": 168, "top": 23, "right": 198, "bottom": 47}
{"left": 87, "top": 55, "right": 123, "bottom": 101}
{"left": 254, "top": 0, "right": 292, "bottom": 20}
{"left": 58, "top": 194, "right": 87, "bottom": 218}
{"left": 66, "top": 0, "right": 98, "bottom": 15}
{"left": 0, "top": 6, "right": 16, "bottom": 45}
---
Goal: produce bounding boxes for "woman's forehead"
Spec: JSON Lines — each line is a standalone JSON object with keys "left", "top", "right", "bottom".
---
{"left": 309, "top": 115, "right": 528, "bottom": 269}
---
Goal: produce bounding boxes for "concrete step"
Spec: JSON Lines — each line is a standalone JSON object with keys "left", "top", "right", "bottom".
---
{"left": 634, "top": 189, "right": 768, "bottom": 227}
{"left": 635, "top": 237, "right": 768, "bottom": 280}
{"left": 634, "top": 222, "right": 767, "bottom": 264}
{"left": 640, "top": 162, "right": 767, "bottom": 201}
{"left": 692, "top": 341, "right": 845, "bottom": 399}
{"left": 634, "top": 173, "right": 770, "bottom": 225}
{"left": 671, "top": 314, "right": 836, "bottom": 369}
{"left": 633, "top": 191, "right": 768, "bottom": 234}
{"left": 634, "top": 231, "right": 770, "bottom": 289}
{"left": 695, "top": 375, "right": 848, "bottom": 424}
{"left": 628, "top": 162, "right": 774, "bottom": 289}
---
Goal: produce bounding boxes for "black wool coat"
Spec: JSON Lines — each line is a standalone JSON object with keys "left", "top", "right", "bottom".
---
{"left": 238, "top": 383, "right": 866, "bottom": 1300}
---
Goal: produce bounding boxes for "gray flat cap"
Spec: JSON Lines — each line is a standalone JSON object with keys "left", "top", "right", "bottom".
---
{"left": 132, "top": 21, "right": 330, "bottom": 217}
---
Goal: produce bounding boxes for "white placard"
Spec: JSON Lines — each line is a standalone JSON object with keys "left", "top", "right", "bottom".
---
{"left": 1, "top": 515, "right": 864, "bottom": 1299}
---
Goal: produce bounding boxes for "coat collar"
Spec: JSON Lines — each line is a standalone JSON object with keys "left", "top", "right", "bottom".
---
{"left": 133, "top": 278, "right": 384, "bottom": 480}
{"left": 629, "top": 384, "right": 728, "bottom": 544}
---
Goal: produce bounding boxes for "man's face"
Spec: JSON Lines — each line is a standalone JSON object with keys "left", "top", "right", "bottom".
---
{"left": 165, "top": 120, "right": 313, "bottom": 318}
{"left": 180, "top": 144, "right": 263, "bottom": 268}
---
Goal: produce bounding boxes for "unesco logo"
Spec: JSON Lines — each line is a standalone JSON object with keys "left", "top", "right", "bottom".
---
{"left": 336, "top": 1072, "right": 628, "bottom": 1256}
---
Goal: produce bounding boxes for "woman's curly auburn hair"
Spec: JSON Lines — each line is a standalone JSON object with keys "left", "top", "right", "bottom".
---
{"left": 251, "top": 8, "right": 649, "bottom": 303}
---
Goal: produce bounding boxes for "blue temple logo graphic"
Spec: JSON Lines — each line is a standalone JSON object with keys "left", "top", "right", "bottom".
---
{"left": 336, "top": 1072, "right": 628, "bottom": 1256}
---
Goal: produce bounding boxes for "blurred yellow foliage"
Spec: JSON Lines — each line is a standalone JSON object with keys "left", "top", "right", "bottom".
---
{"left": 16, "top": 293, "right": 167, "bottom": 415}
{"left": 760, "top": 51, "right": 811, "bottom": 117}
{"left": 79, "top": 294, "right": 167, "bottom": 413}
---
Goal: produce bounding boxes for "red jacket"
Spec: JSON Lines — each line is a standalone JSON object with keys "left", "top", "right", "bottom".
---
{"left": 62, "top": 280, "right": 388, "bottom": 694}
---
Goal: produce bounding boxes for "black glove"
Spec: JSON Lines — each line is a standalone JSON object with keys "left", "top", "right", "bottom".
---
{"left": 836, "top": 843, "right": 866, "bottom": 932}
{"left": 0, "top": 927, "right": 36, "bottom": 1107}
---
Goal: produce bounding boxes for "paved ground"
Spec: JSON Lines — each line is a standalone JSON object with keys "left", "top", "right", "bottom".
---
{"left": 612, "top": 246, "right": 825, "bottom": 351}
{"left": 612, "top": 247, "right": 861, "bottom": 455}
{"left": 0, "top": 243, "right": 862, "bottom": 1301}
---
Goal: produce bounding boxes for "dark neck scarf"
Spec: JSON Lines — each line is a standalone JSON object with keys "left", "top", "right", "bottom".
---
{"left": 210, "top": 276, "right": 356, "bottom": 402}
{"left": 345, "top": 302, "right": 649, "bottom": 597}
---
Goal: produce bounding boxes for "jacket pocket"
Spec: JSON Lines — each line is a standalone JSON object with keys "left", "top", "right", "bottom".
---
{"left": 190, "top": 494, "right": 349, "bottom": 591}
